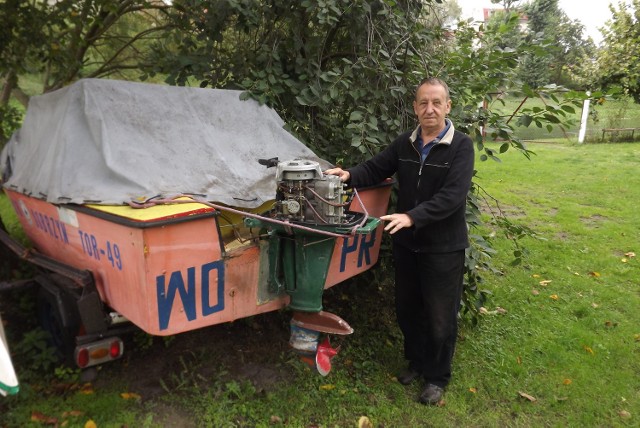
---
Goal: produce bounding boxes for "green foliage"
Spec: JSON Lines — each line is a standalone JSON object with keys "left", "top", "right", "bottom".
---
{"left": 517, "top": 0, "right": 558, "bottom": 87}
{"left": 53, "top": 366, "right": 81, "bottom": 383}
{"left": 512, "top": 85, "right": 588, "bottom": 135}
{"left": 10, "top": 328, "right": 60, "bottom": 380}
{"left": 552, "top": 15, "right": 596, "bottom": 88}
{"left": 158, "top": 352, "right": 209, "bottom": 393}
{"left": 0, "top": 0, "right": 171, "bottom": 110}
{"left": 490, "top": 0, "right": 596, "bottom": 89}
{"left": 155, "top": 0, "right": 444, "bottom": 164}
{"left": 133, "top": 331, "right": 155, "bottom": 350}
{"left": 483, "top": 8, "right": 525, "bottom": 52}
{"left": 597, "top": 0, "right": 640, "bottom": 103}
{"left": 0, "top": 104, "right": 22, "bottom": 149}
{"left": 0, "top": 1, "right": 50, "bottom": 77}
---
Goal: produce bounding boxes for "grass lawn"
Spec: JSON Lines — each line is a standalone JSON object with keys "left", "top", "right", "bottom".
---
{"left": 1, "top": 142, "right": 640, "bottom": 427}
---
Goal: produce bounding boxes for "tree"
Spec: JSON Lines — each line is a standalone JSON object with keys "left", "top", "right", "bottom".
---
{"left": 149, "top": 0, "right": 448, "bottom": 164}
{"left": 597, "top": 0, "right": 640, "bottom": 103}
{"left": 482, "top": 7, "right": 525, "bottom": 52}
{"left": 518, "top": 0, "right": 595, "bottom": 89}
{"left": 552, "top": 15, "right": 596, "bottom": 88}
{"left": 0, "top": 0, "right": 50, "bottom": 144}
{"left": 424, "top": 0, "right": 462, "bottom": 28}
{"left": 519, "top": 0, "right": 559, "bottom": 87}
{"left": 0, "top": 0, "right": 172, "bottom": 147}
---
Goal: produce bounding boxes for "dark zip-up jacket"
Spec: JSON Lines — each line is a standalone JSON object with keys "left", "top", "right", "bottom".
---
{"left": 347, "top": 122, "right": 474, "bottom": 253}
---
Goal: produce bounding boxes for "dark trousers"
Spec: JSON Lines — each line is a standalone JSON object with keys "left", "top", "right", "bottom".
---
{"left": 392, "top": 243, "right": 465, "bottom": 388}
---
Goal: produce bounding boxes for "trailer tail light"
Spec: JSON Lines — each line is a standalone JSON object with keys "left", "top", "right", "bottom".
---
{"left": 110, "top": 340, "right": 121, "bottom": 358}
{"left": 74, "top": 338, "right": 124, "bottom": 368}
{"left": 77, "top": 348, "right": 89, "bottom": 368}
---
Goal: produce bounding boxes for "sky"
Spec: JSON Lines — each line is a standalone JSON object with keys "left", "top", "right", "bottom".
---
{"left": 453, "top": 0, "right": 626, "bottom": 46}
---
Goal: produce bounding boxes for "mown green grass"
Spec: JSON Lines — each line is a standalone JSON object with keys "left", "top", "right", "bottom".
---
{"left": 2, "top": 142, "right": 640, "bottom": 427}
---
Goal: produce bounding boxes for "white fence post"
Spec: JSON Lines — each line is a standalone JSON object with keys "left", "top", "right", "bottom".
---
{"left": 578, "top": 91, "right": 591, "bottom": 144}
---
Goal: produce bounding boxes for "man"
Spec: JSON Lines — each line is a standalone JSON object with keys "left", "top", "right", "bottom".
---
{"left": 325, "top": 77, "right": 474, "bottom": 405}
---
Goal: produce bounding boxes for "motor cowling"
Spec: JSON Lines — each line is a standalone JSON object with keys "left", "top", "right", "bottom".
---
{"left": 274, "top": 159, "right": 346, "bottom": 225}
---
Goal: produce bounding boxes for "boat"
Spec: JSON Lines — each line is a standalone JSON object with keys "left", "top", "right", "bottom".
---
{"left": 0, "top": 79, "right": 392, "bottom": 381}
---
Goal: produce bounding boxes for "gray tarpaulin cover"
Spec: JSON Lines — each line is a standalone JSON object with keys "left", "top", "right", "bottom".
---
{"left": 0, "top": 79, "right": 327, "bottom": 208}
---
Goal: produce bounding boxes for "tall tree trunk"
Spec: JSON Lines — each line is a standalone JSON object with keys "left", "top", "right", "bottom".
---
{"left": 0, "top": 71, "right": 17, "bottom": 106}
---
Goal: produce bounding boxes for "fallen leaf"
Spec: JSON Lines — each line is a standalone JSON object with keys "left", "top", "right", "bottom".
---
{"left": 320, "top": 384, "right": 335, "bottom": 390}
{"left": 588, "top": 271, "right": 600, "bottom": 278}
{"left": 624, "top": 251, "right": 635, "bottom": 258}
{"left": 358, "top": 416, "right": 373, "bottom": 428}
{"left": 539, "top": 280, "right": 552, "bottom": 286}
{"left": 518, "top": 391, "right": 537, "bottom": 402}
{"left": 496, "top": 307, "right": 507, "bottom": 314}
{"left": 584, "top": 345, "right": 594, "bottom": 354}
{"left": 469, "top": 387, "right": 477, "bottom": 393}
{"left": 516, "top": 356, "right": 522, "bottom": 364}
{"left": 563, "top": 379, "right": 572, "bottom": 385}
{"left": 120, "top": 392, "right": 141, "bottom": 400}
{"left": 619, "top": 410, "right": 631, "bottom": 419}
{"left": 80, "top": 384, "right": 94, "bottom": 395}
{"left": 532, "top": 289, "right": 540, "bottom": 296}
{"left": 62, "top": 410, "right": 84, "bottom": 417}
{"left": 532, "top": 274, "right": 540, "bottom": 278}
{"left": 634, "top": 334, "right": 640, "bottom": 342}
{"left": 550, "top": 294, "right": 559, "bottom": 300}
{"left": 573, "top": 272, "right": 581, "bottom": 276}
{"left": 621, "top": 258, "right": 628, "bottom": 263}
{"left": 270, "top": 415, "right": 282, "bottom": 424}
{"left": 591, "top": 302, "right": 599, "bottom": 308}
{"left": 31, "top": 411, "right": 58, "bottom": 424}
{"left": 85, "top": 420, "right": 97, "bottom": 428}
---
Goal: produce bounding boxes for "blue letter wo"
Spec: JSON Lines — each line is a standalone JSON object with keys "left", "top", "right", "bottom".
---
{"left": 156, "top": 261, "right": 225, "bottom": 330}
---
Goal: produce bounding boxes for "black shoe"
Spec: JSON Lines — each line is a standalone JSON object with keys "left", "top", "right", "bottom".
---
{"left": 418, "top": 384, "right": 444, "bottom": 405}
{"left": 396, "top": 368, "right": 421, "bottom": 385}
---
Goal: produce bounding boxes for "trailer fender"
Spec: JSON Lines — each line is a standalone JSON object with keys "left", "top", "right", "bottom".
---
{"left": 35, "top": 275, "right": 81, "bottom": 359}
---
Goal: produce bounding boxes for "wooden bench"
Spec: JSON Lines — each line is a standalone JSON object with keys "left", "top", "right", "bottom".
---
{"left": 601, "top": 127, "right": 640, "bottom": 140}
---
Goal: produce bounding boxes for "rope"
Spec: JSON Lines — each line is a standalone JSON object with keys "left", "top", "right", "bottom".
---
{"left": 127, "top": 191, "right": 371, "bottom": 239}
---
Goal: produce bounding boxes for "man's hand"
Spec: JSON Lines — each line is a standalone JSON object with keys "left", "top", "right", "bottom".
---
{"left": 380, "top": 213, "right": 414, "bottom": 234}
{"left": 324, "top": 167, "right": 350, "bottom": 182}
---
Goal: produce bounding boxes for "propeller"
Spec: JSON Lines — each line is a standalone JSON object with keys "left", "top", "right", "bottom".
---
{"left": 315, "top": 336, "right": 340, "bottom": 376}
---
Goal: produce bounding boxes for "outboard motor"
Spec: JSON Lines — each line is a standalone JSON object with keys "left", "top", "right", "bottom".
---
{"left": 273, "top": 159, "right": 346, "bottom": 225}
{"left": 246, "top": 158, "right": 379, "bottom": 375}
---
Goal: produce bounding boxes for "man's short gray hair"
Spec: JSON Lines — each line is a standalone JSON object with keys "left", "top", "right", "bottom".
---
{"left": 415, "top": 77, "right": 450, "bottom": 100}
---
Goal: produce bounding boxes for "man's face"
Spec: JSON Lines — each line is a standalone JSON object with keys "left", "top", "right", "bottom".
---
{"left": 413, "top": 83, "right": 451, "bottom": 134}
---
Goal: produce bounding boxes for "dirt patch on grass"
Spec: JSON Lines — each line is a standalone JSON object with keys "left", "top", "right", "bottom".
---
{"left": 580, "top": 214, "right": 607, "bottom": 228}
{"left": 149, "top": 404, "right": 198, "bottom": 428}
{"left": 93, "top": 309, "right": 294, "bottom": 399}
{"left": 479, "top": 202, "right": 528, "bottom": 220}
